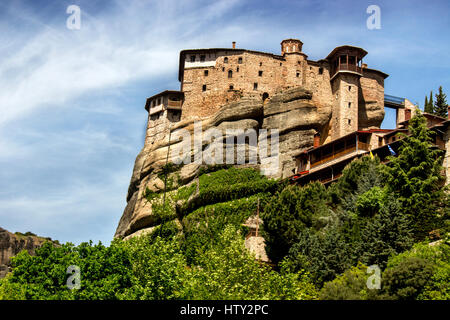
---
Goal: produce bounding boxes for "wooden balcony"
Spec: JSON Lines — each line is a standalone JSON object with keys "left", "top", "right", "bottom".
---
{"left": 310, "top": 140, "right": 370, "bottom": 169}
{"left": 167, "top": 100, "right": 182, "bottom": 110}
{"left": 331, "top": 64, "right": 362, "bottom": 78}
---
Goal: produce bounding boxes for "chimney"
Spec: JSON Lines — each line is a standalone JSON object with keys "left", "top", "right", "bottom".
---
{"left": 232, "top": 41, "right": 236, "bottom": 49}
{"left": 405, "top": 108, "right": 411, "bottom": 121}
{"left": 314, "top": 133, "right": 320, "bottom": 148}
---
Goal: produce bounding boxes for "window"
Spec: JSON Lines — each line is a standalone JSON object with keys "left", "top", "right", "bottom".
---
{"left": 253, "top": 83, "right": 258, "bottom": 90}
{"left": 224, "top": 57, "right": 228, "bottom": 63}
{"left": 298, "top": 61, "right": 301, "bottom": 65}
{"left": 348, "top": 56, "right": 356, "bottom": 65}
{"left": 236, "top": 67, "right": 239, "bottom": 72}
{"left": 348, "top": 119, "right": 351, "bottom": 125}
{"left": 190, "top": 55, "right": 196, "bottom": 62}
{"left": 348, "top": 102, "right": 351, "bottom": 108}
{"left": 340, "top": 55, "right": 347, "bottom": 64}
{"left": 259, "top": 62, "right": 262, "bottom": 66}
{"left": 280, "top": 62, "right": 282, "bottom": 66}
{"left": 229, "top": 84, "right": 234, "bottom": 90}
{"left": 228, "top": 70, "right": 233, "bottom": 78}
{"left": 204, "top": 70, "right": 208, "bottom": 76}
{"left": 318, "top": 67, "right": 323, "bottom": 75}
{"left": 348, "top": 86, "right": 351, "bottom": 91}
{"left": 258, "top": 70, "right": 263, "bottom": 77}
{"left": 296, "top": 71, "right": 300, "bottom": 77}
{"left": 200, "top": 55, "right": 205, "bottom": 62}
{"left": 222, "top": 67, "right": 225, "bottom": 72}
{"left": 202, "top": 84, "right": 206, "bottom": 91}
{"left": 238, "top": 57, "right": 243, "bottom": 64}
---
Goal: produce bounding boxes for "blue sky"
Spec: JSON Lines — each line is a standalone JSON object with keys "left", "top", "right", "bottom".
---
{"left": 0, "top": 0, "right": 449, "bottom": 245}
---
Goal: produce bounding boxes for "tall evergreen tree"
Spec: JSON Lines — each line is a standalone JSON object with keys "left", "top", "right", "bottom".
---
{"left": 384, "top": 109, "right": 446, "bottom": 240}
{"left": 424, "top": 95, "right": 433, "bottom": 114}
{"left": 434, "top": 86, "right": 448, "bottom": 118}
{"left": 428, "top": 91, "right": 434, "bottom": 113}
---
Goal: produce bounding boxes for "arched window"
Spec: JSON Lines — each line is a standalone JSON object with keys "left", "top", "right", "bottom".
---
{"left": 224, "top": 57, "right": 228, "bottom": 63}
{"left": 228, "top": 70, "right": 233, "bottom": 78}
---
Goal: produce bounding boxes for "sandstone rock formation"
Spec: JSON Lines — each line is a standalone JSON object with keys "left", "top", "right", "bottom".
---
{"left": 115, "top": 87, "right": 335, "bottom": 239}
{"left": 0, "top": 227, "right": 56, "bottom": 278}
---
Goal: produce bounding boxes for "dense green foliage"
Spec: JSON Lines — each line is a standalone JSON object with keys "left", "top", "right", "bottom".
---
{"left": 384, "top": 108, "right": 446, "bottom": 239}
{"left": 1, "top": 111, "right": 448, "bottom": 300}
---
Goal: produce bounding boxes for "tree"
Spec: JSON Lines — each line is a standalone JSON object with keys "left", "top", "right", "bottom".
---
{"left": 261, "top": 182, "right": 329, "bottom": 263}
{"left": 320, "top": 263, "right": 380, "bottom": 300}
{"left": 357, "top": 192, "right": 414, "bottom": 268}
{"left": 424, "top": 94, "right": 433, "bottom": 114}
{"left": 0, "top": 240, "right": 134, "bottom": 300}
{"left": 186, "top": 225, "right": 318, "bottom": 300}
{"left": 434, "top": 86, "right": 448, "bottom": 118}
{"left": 426, "top": 91, "right": 434, "bottom": 114}
{"left": 384, "top": 109, "right": 446, "bottom": 239}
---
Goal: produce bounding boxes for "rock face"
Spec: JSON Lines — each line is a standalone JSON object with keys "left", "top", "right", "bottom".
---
{"left": 115, "top": 87, "right": 334, "bottom": 239}
{"left": 0, "top": 227, "right": 55, "bottom": 278}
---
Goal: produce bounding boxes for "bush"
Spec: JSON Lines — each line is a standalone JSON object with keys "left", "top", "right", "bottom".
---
{"left": 320, "top": 263, "right": 380, "bottom": 300}
{"left": 261, "top": 182, "right": 330, "bottom": 263}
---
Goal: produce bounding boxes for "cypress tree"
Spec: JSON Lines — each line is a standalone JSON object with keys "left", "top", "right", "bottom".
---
{"left": 434, "top": 86, "right": 448, "bottom": 118}
{"left": 424, "top": 95, "right": 433, "bottom": 114}
{"left": 384, "top": 108, "right": 446, "bottom": 240}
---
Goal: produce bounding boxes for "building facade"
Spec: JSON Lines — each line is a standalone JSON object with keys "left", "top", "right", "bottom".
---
{"left": 144, "top": 39, "right": 390, "bottom": 151}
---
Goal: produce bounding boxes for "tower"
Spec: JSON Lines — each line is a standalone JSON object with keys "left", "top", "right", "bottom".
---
{"left": 280, "top": 39, "right": 307, "bottom": 86}
{"left": 326, "top": 46, "right": 367, "bottom": 140}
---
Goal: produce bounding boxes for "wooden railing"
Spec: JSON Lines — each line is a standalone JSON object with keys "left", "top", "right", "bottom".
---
{"left": 311, "top": 145, "right": 356, "bottom": 168}
{"left": 331, "top": 64, "right": 363, "bottom": 78}
{"left": 310, "top": 141, "right": 370, "bottom": 169}
{"left": 167, "top": 100, "right": 182, "bottom": 109}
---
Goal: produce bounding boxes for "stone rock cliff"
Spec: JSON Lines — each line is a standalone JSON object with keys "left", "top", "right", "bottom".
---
{"left": 115, "top": 87, "right": 337, "bottom": 239}
{"left": 0, "top": 227, "right": 56, "bottom": 278}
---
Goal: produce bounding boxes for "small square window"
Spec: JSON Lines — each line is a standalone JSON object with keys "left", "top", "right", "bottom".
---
{"left": 296, "top": 72, "right": 300, "bottom": 77}
{"left": 202, "top": 85, "right": 207, "bottom": 91}
{"left": 229, "top": 85, "right": 234, "bottom": 90}
{"left": 258, "top": 70, "right": 263, "bottom": 77}
{"left": 190, "top": 55, "right": 196, "bottom": 62}
{"left": 253, "top": 83, "right": 258, "bottom": 90}
{"left": 204, "top": 70, "right": 209, "bottom": 76}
